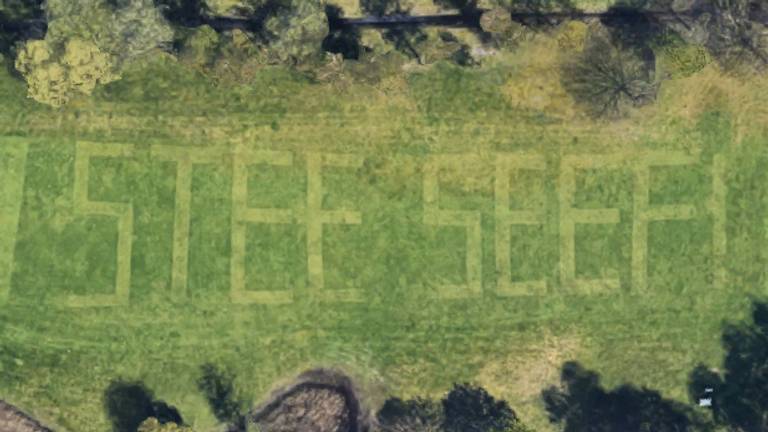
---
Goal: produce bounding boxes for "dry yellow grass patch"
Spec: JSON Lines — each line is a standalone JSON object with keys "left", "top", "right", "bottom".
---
{"left": 475, "top": 332, "right": 582, "bottom": 430}
{"left": 499, "top": 25, "right": 588, "bottom": 119}
{"left": 650, "top": 65, "right": 768, "bottom": 148}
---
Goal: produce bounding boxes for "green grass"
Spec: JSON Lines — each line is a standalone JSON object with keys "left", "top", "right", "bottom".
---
{"left": 0, "top": 49, "right": 767, "bottom": 432}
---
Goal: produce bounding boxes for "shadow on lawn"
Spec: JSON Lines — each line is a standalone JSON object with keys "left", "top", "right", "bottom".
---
{"left": 197, "top": 363, "right": 248, "bottom": 431}
{"left": 688, "top": 301, "right": 768, "bottom": 432}
{"left": 542, "top": 300, "right": 768, "bottom": 432}
{"left": 542, "top": 361, "right": 705, "bottom": 432}
{"left": 103, "top": 380, "right": 183, "bottom": 432}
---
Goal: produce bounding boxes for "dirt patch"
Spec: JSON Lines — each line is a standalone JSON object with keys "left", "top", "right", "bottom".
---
{"left": 250, "top": 369, "right": 370, "bottom": 432}
{"left": 0, "top": 400, "right": 52, "bottom": 432}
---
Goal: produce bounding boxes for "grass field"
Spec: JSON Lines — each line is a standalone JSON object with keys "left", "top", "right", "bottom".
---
{"left": 1, "top": 27, "right": 768, "bottom": 431}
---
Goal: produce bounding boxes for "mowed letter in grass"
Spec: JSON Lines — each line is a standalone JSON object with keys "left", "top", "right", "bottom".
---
{"left": 0, "top": 140, "right": 728, "bottom": 305}
{"left": 0, "top": 52, "right": 767, "bottom": 431}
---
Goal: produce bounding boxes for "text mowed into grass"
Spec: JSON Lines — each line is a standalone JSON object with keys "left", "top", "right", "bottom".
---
{"left": 1, "top": 137, "right": 730, "bottom": 306}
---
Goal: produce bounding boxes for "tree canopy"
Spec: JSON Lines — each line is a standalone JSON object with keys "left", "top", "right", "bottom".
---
{"left": 264, "top": 0, "right": 328, "bottom": 65}
{"left": 689, "top": 302, "right": 768, "bottom": 432}
{"left": 442, "top": 383, "right": 518, "bottom": 432}
{"left": 377, "top": 383, "right": 525, "bottom": 432}
{"left": 14, "top": 0, "right": 173, "bottom": 105}
{"left": 560, "top": 26, "right": 657, "bottom": 117}
{"left": 103, "top": 380, "right": 183, "bottom": 432}
{"left": 377, "top": 397, "right": 444, "bottom": 432}
{"left": 543, "top": 361, "right": 704, "bottom": 432}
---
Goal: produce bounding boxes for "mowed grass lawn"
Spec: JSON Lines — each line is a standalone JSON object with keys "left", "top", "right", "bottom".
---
{"left": 1, "top": 37, "right": 768, "bottom": 431}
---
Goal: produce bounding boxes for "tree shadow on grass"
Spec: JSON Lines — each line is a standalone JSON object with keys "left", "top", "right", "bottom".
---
{"left": 688, "top": 301, "right": 768, "bottom": 432}
{"left": 197, "top": 363, "right": 247, "bottom": 431}
{"left": 377, "top": 383, "right": 522, "bottom": 432}
{"left": 543, "top": 361, "right": 706, "bottom": 432}
{"left": 103, "top": 380, "right": 183, "bottom": 432}
{"left": 323, "top": 4, "right": 362, "bottom": 59}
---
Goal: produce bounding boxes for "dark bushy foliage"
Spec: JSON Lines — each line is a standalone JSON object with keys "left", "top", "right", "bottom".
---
{"left": 197, "top": 363, "right": 246, "bottom": 430}
{"left": 543, "top": 361, "right": 702, "bottom": 432}
{"left": 689, "top": 302, "right": 768, "bottom": 431}
{"left": 561, "top": 29, "right": 657, "bottom": 118}
{"left": 103, "top": 380, "right": 183, "bottom": 432}
{"left": 442, "top": 383, "right": 518, "bottom": 432}
{"left": 377, "top": 397, "right": 443, "bottom": 431}
{"left": 323, "top": 4, "right": 362, "bottom": 59}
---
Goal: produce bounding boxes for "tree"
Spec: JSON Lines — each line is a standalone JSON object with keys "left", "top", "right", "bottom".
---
{"left": 704, "top": 0, "right": 768, "bottom": 70}
{"left": 442, "top": 383, "right": 518, "bottom": 432}
{"left": 560, "top": 27, "right": 657, "bottom": 118}
{"left": 688, "top": 301, "right": 768, "bottom": 432}
{"left": 479, "top": 7, "right": 530, "bottom": 49}
{"left": 377, "top": 397, "right": 444, "bottom": 432}
{"left": 14, "top": 38, "right": 117, "bottom": 106}
{"left": 153, "top": 0, "right": 208, "bottom": 25}
{"left": 14, "top": 0, "right": 173, "bottom": 105}
{"left": 138, "top": 418, "right": 193, "bottom": 432}
{"left": 322, "top": 4, "right": 362, "bottom": 60}
{"left": 44, "top": 0, "right": 173, "bottom": 65}
{"left": 0, "top": 0, "right": 43, "bottom": 20}
{"left": 0, "top": 0, "right": 45, "bottom": 56}
{"left": 264, "top": 0, "right": 328, "bottom": 65}
{"left": 648, "top": 0, "right": 767, "bottom": 71}
{"left": 543, "top": 361, "right": 704, "bottom": 432}
{"left": 360, "top": 0, "right": 414, "bottom": 16}
{"left": 103, "top": 380, "right": 183, "bottom": 432}
{"left": 490, "top": 0, "right": 577, "bottom": 27}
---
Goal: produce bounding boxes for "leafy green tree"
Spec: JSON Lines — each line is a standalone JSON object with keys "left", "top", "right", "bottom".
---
{"left": 179, "top": 25, "right": 221, "bottom": 68}
{"left": 322, "top": 3, "right": 362, "bottom": 60}
{"left": 649, "top": 0, "right": 766, "bottom": 71}
{"left": 688, "top": 302, "right": 768, "bottom": 432}
{"left": 377, "top": 397, "right": 444, "bottom": 432}
{"left": 14, "top": 37, "right": 117, "bottom": 106}
{"left": 705, "top": 0, "right": 768, "bottom": 70}
{"left": 479, "top": 7, "right": 529, "bottom": 49}
{"left": 154, "top": 0, "right": 208, "bottom": 24}
{"left": 543, "top": 361, "right": 705, "bottom": 432}
{"left": 433, "top": 0, "right": 477, "bottom": 11}
{"left": 138, "top": 418, "right": 193, "bottom": 432}
{"left": 654, "top": 33, "right": 711, "bottom": 79}
{"left": 0, "top": 0, "right": 43, "bottom": 20}
{"left": 442, "top": 383, "right": 518, "bottom": 432}
{"left": 560, "top": 28, "right": 657, "bottom": 118}
{"left": 490, "top": 0, "right": 575, "bottom": 12}
{"left": 360, "top": 0, "right": 414, "bottom": 16}
{"left": 264, "top": 0, "right": 328, "bottom": 65}
{"left": 15, "top": 0, "right": 173, "bottom": 105}
{"left": 104, "top": 380, "right": 183, "bottom": 432}
{"left": 0, "top": 0, "right": 45, "bottom": 56}
{"left": 44, "top": 0, "right": 173, "bottom": 65}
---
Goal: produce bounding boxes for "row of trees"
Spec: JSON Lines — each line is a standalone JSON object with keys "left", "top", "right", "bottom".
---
{"left": 375, "top": 300, "right": 768, "bottom": 432}
{"left": 101, "top": 300, "right": 768, "bottom": 432}
{"left": 0, "top": 0, "right": 766, "bottom": 113}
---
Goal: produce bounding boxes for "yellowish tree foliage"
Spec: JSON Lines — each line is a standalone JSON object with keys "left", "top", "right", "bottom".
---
{"left": 658, "top": 41, "right": 711, "bottom": 79}
{"left": 15, "top": 0, "right": 172, "bottom": 106}
{"left": 556, "top": 21, "right": 587, "bottom": 52}
{"left": 14, "top": 38, "right": 117, "bottom": 106}
{"left": 137, "top": 417, "right": 193, "bottom": 432}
